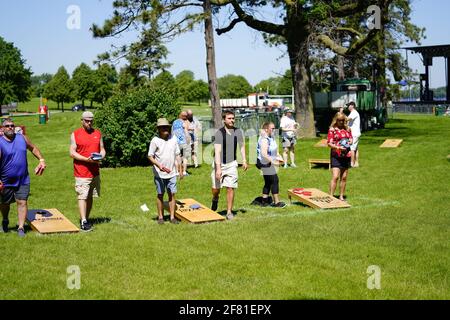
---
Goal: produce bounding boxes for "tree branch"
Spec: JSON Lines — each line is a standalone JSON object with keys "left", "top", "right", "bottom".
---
{"left": 216, "top": 18, "right": 241, "bottom": 35}
{"left": 216, "top": 0, "right": 285, "bottom": 36}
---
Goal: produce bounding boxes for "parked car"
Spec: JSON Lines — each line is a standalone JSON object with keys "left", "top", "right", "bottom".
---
{"left": 72, "top": 104, "right": 86, "bottom": 111}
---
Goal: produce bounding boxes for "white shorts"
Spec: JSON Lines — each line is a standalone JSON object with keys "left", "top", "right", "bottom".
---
{"left": 351, "top": 135, "right": 360, "bottom": 151}
{"left": 211, "top": 161, "right": 238, "bottom": 189}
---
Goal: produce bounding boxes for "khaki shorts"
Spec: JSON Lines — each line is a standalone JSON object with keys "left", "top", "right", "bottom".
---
{"left": 75, "top": 176, "right": 100, "bottom": 200}
{"left": 211, "top": 161, "right": 238, "bottom": 189}
{"left": 351, "top": 135, "right": 360, "bottom": 151}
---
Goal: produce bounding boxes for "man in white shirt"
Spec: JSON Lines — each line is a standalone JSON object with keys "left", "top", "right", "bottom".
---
{"left": 186, "top": 109, "right": 202, "bottom": 168}
{"left": 346, "top": 101, "right": 361, "bottom": 168}
{"left": 279, "top": 109, "right": 298, "bottom": 168}
{"left": 148, "top": 118, "right": 183, "bottom": 224}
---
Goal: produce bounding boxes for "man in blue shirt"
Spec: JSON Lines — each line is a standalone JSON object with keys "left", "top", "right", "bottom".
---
{"left": 172, "top": 111, "right": 190, "bottom": 176}
{"left": 0, "top": 118, "right": 46, "bottom": 237}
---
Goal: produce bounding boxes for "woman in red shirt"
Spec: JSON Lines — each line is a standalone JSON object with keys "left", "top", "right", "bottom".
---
{"left": 327, "top": 112, "right": 353, "bottom": 201}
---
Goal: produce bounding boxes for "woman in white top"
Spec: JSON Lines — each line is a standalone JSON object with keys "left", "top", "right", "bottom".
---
{"left": 256, "top": 122, "right": 286, "bottom": 208}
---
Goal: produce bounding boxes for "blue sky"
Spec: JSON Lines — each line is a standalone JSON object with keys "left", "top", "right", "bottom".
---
{"left": 0, "top": 0, "right": 449, "bottom": 88}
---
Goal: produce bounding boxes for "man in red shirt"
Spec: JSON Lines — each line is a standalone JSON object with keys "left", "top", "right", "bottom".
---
{"left": 70, "top": 111, "right": 106, "bottom": 232}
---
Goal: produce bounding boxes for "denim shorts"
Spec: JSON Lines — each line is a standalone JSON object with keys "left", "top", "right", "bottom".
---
{"left": 154, "top": 175, "right": 177, "bottom": 195}
{"left": 0, "top": 184, "right": 30, "bottom": 204}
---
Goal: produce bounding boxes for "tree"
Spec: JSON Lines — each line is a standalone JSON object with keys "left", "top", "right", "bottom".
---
{"left": 218, "top": 74, "right": 252, "bottom": 98}
{"left": 315, "top": 0, "right": 424, "bottom": 104}
{"left": 30, "top": 73, "right": 52, "bottom": 98}
{"left": 43, "top": 66, "right": 73, "bottom": 111}
{"left": 72, "top": 63, "right": 94, "bottom": 107}
{"left": 92, "top": 1, "right": 223, "bottom": 127}
{"left": 0, "top": 36, "right": 32, "bottom": 105}
{"left": 203, "top": 0, "right": 222, "bottom": 128}
{"left": 152, "top": 70, "right": 177, "bottom": 97}
{"left": 91, "top": 64, "right": 117, "bottom": 106}
{"left": 214, "top": 0, "right": 392, "bottom": 137}
{"left": 187, "top": 79, "right": 209, "bottom": 105}
{"left": 175, "top": 70, "right": 195, "bottom": 102}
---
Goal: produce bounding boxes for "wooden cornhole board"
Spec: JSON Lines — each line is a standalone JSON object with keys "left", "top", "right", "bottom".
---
{"left": 288, "top": 188, "right": 351, "bottom": 209}
{"left": 314, "top": 139, "right": 328, "bottom": 148}
{"left": 163, "top": 198, "right": 225, "bottom": 223}
{"left": 380, "top": 139, "right": 403, "bottom": 148}
{"left": 308, "top": 159, "right": 331, "bottom": 170}
{"left": 26, "top": 209, "right": 79, "bottom": 234}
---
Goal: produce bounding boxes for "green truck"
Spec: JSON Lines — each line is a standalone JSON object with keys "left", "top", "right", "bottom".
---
{"left": 313, "top": 78, "right": 388, "bottom": 133}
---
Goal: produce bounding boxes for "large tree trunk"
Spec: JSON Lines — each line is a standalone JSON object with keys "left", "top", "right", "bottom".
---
{"left": 337, "top": 55, "right": 345, "bottom": 81}
{"left": 203, "top": 0, "right": 221, "bottom": 129}
{"left": 287, "top": 33, "right": 316, "bottom": 138}
{"left": 336, "top": 34, "right": 345, "bottom": 80}
{"left": 376, "top": 2, "right": 390, "bottom": 108}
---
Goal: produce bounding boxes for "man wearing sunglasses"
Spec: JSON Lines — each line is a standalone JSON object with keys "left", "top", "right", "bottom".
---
{"left": 0, "top": 118, "right": 46, "bottom": 237}
{"left": 70, "top": 111, "right": 106, "bottom": 232}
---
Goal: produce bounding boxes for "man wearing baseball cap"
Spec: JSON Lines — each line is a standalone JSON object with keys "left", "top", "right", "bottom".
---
{"left": 69, "top": 111, "right": 106, "bottom": 232}
{"left": 346, "top": 101, "right": 361, "bottom": 167}
{"left": 280, "top": 108, "right": 298, "bottom": 168}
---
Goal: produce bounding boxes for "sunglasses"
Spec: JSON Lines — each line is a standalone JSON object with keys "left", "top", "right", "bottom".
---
{"left": 3, "top": 124, "right": 15, "bottom": 128}
{"left": 83, "top": 119, "right": 94, "bottom": 123}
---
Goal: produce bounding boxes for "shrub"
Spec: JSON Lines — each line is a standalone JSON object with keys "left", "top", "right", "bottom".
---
{"left": 95, "top": 87, "right": 180, "bottom": 167}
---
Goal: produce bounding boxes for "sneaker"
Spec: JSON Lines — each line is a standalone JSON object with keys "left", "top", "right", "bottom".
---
{"left": 226, "top": 213, "right": 234, "bottom": 220}
{"left": 1, "top": 219, "right": 8, "bottom": 233}
{"left": 170, "top": 218, "right": 180, "bottom": 224}
{"left": 80, "top": 220, "right": 93, "bottom": 232}
{"left": 283, "top": 164, "right": 288, "bottom": 169}
{"left": 183, "top": 172, "right": 189, "bottom": 176}
{"left": 211, "top": 199, "right": 218, "bottom": 211}
{"left": 290, "top": 163, "right": 297, "bottom": 168}
{"left": 157, "top": 217, "right": 164, "bottom": 225}
{"left": 17, "top": 228, "right": 25, "bottom": 237}
{"left": 272, "top": 202, "right": 287, "bottom": 208}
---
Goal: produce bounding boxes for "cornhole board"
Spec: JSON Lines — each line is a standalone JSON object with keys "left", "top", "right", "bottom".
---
{"left": 380, "top": 139, "right": 403, "bottom": 148}
{"left": 308, "top": 159, "right": 331, "bottom": 170}
{"left": 163, "top": 198, "right": 225, "bottom": 223}
{"left": 314, "top": 139, "right": 328, "bottom": 148}
{"left": 26, "top": 209, "right": 79, "bottom": 234}
{"left": 287, "top": 188, "right": 351, "bottom": 209}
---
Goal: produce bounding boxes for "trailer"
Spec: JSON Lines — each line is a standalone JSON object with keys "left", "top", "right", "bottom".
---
{"left": 313, "top": 78, "right": 387, "bottom": 133}
{"left": 211, "top": 92, "right": 284, "bottom": 112}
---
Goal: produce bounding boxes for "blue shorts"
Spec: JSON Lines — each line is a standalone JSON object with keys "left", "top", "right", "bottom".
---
{"left": 154, "top": 176, "right": 177, "bottom": 195}
{"left": 0, "top": 184, "right": 30, "bottom": 204}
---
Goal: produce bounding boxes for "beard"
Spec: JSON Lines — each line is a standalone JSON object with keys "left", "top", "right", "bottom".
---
{"left": 4, "top": 130, "right": 15, "bottom": 140}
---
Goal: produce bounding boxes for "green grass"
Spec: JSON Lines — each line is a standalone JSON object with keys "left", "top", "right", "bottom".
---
{"left": 0, "top": 112, "right": 449, "bottom": 299}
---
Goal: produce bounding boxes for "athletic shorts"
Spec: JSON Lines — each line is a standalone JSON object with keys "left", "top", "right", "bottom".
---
{"left": 282, "top": 136, "right": 296, "bottom": 148}
{"left": 75, "top": 176, "right": 100, "bottom": 200}
{"left": 351, "top": 135, "right": 360, "bottom": 151}
{"left": 0, "top": 184, "right": 30, "bottom": 204}
{"left": 211, "top": 160, "right": 238, "bottom": 189}
{"left": 154, "top": 175, "right": 177, "bottom": 195}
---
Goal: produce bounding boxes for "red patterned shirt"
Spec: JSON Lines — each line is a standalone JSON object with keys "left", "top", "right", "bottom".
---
{"left": 327, "top": 128, "right": 353, "bottom": 158}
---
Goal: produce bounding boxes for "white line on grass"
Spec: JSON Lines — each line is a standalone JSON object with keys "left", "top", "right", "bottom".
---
{"left": 241, "top": 200, "right": 401, "bottom": 221}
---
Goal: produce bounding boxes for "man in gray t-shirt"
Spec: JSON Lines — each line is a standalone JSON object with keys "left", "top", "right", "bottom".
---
{"left": 211, "top": 111, "right": 248, "bottom": 220}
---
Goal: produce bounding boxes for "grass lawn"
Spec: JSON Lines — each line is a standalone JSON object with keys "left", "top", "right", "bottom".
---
{"left": 0, "top": 111, "right": 449, "bottom": 299}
